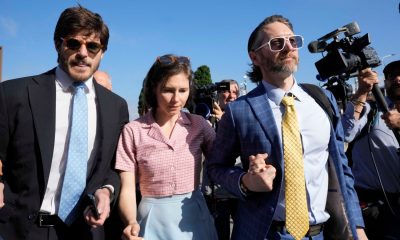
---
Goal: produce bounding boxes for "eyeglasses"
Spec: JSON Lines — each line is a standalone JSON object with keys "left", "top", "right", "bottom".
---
{"left": 61, "top": 37, "right": 103, "bottom": 54}
{"left": 157, "top": 55, "right": 190, "bottom": 65}
{"left": 254, "top": 35, "right": 304, "bottom": 52}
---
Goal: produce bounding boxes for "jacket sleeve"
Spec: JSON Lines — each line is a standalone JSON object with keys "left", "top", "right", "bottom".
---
{"left": 206, "top": 104, "right": 246, "bottom": 200}
{"left": 324, "top": 89, "right": 365, "bottom": 229}
{"left": 341, "top": 101, "right": 371, "bottom": 142}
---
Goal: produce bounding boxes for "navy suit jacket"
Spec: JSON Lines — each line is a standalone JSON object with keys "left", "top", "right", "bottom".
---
{"left": 207, "top": 83, "right": 364, "bottom": 240}
{"left": 0, "top": 68, "right": 129, "bottom": 239}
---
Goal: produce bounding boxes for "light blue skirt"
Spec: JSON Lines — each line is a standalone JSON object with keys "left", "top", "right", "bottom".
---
{"left": 138, "top": 189, "right": 218, "bottom": 240}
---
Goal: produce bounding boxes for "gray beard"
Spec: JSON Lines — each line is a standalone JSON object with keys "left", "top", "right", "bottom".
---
{"left": 271, "top": 64, "right": 297, "bottom": 74}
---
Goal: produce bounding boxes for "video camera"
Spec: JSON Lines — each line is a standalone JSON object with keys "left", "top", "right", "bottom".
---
{"left": 308, "top": 21, "right": 381, "bottom": 81}
{"left": 308, "top": 22, "right": 381, "bottom": 110}
{"left": 193, "top": 82, "right": 230, "bottom": 119}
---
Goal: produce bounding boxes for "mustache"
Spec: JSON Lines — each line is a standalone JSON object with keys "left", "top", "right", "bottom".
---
{"left": 71, "top": 59, "right": 90, "bottom": 67}
{"left": 279, "top": 54, "right": 297, "bottom": 61}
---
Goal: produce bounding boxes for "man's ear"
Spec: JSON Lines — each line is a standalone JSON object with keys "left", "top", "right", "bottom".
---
{"left": 249, "top": 51, "right": 260, "bottom": 67}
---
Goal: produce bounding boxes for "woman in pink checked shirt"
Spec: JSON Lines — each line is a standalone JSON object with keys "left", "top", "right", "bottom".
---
{"left": 116, "top": 54, "right": 218, "bottom": 240}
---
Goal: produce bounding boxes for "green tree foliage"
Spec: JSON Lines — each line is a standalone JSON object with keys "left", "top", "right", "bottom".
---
{"left": 193, "top": 65, "right": 212, "bottom": 86}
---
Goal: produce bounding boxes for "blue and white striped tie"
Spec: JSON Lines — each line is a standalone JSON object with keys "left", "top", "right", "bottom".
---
{"left": 58, "top": 81, "right": 88, "bottom": 225}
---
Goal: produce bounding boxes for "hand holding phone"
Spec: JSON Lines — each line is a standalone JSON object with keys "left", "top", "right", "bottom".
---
{"left": 87, "top": 194, "right": 100, "bottom": 220}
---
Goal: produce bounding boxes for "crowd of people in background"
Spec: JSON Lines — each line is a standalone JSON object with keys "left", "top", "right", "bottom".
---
{"left": 0, "top": 4, "right": 399, "bottom": 240}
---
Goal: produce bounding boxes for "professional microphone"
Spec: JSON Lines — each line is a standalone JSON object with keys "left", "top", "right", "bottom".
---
{"left": 308, "top": 41, "right": 327, "bottom": 53}
{"left": 316, "top": 74, "right": 327, "bottom": 82}
{"left": 371, "top": 84, "right": 389, "bottom": 112}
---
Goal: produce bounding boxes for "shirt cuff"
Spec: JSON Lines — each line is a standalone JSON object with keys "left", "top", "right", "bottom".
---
{"left": 100, "top": 185, "right": 114, "bottom": 201}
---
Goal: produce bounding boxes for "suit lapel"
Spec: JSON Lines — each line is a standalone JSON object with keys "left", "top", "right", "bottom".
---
{"left": 246, "top": 84, "right": 283, "bottom": 169}
{"left": 28, "top": 69, "right": 56, "bottom": 188}
{"left": 246, "top": 84, "right": 279, "bottom": 144}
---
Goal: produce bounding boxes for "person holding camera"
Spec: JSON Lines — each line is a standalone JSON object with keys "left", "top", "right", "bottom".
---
{"left": 202, "top": 79, "right": 239, "bottom": 240}
{"left": 211, "top": 79, "right": 240, "bottom": 122}
{"left": 116, "top": 54, "right": 218, "bottom": 240}
{"left": 206, "top": 14, "right": 367, "bottom": 240}
{"left": 342, "top": 62, "right": 400, "bottom": 240}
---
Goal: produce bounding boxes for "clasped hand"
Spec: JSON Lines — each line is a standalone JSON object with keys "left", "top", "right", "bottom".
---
{"left": 242, "top": 153, "right": 276, "bottom": 192}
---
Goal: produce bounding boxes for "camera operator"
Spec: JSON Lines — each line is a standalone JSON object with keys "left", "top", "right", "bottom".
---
{"left": 202, "top": 79, "right": 239, "bottom": 240}
{"left": 211, "top": 79, "right": 239, "bottom": 122}
{"left": 342, "top": 62, "right": 400, "bottom": 239}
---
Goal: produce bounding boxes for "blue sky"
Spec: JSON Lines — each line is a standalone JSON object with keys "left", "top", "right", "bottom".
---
{"left": 1, "top": 0, "right": 399, "bottom": 119}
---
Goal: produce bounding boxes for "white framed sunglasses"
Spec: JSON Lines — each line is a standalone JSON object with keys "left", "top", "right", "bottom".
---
{"left": 254, "top": 35, "right": 304, "bottom": 52}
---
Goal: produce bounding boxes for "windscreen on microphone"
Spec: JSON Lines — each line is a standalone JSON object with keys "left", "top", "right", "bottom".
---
{"left": 308, "top": 41, "right": 326, "bottom": 53}
{"left": 316, "top": 74, "right": 327, "bottom": 82}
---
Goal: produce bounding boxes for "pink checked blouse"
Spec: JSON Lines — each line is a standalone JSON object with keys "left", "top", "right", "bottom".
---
{"left": 115, "top": 111, "right": 216, "bottom": 197}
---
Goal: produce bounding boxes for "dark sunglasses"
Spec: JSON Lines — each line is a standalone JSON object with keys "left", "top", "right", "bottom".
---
{"left": 255, "top": 35, "right": 304, "bottom": 52}
{"left": 156, "top": 55, "right": 190, "bottom": 65}
{"left": 61, "top": 37, "right": 103, "bottom": 54}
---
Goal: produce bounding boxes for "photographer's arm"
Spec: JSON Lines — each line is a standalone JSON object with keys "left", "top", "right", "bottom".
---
{"left": 212, "top": 101, "right": 223, "bottom": 121}
{"left": 341, "top": 69, "right": 377, "bottom": 142}
{"left": 351, "top": 68, "right": 378, "bottom": 120}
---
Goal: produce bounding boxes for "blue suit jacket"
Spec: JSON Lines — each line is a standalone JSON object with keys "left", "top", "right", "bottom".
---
{"left": 207, "top": 84, "right": 364, "bottom": 240}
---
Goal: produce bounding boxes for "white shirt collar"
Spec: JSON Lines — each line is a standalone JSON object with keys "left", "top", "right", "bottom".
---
{"left": 261, "top": 78, "right": 304, "bottom": 106}
{"left": 55, "top": 66, "right": 93, "bottom": 93}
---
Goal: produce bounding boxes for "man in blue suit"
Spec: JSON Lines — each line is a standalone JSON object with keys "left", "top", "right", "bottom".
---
{"left": 207, "top": 15, "right": 367, "bottom": 240}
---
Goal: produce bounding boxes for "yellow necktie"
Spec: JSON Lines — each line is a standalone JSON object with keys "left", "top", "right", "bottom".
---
{"left": 281, "top": 95, "right": 309, "bottom": 240}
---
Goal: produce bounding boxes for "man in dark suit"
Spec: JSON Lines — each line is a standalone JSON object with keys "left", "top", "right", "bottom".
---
{"left": 207, "top": 15, "right": 367, "bottom": 240}
{"left": 0, "top": 6, "right": 129, "bottom": 240}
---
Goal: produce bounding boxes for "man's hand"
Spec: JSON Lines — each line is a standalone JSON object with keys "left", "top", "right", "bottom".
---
{"left": 242, "top": 153, "right": 276, "bottom": 192}
{"left": 84, "top": 188, "right": 111, "bottom": 227}
{"left": 212, "top": 101, "right": 223, "bottom": 121}
{"left": 122, "top": 222, "right": 144, "bottom": 240}
{"left": 356, "top": 68, "right": 379, "bottom": 96}
{"left": 356, "top": 227, "right": 369, "bottom": 240}
{"left": 381, "top": 109, "right": 400, "bottom": 129}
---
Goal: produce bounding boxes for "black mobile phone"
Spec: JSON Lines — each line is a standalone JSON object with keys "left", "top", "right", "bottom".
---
{"left": 87, "top": 194, "right": 100, "bottom": 219}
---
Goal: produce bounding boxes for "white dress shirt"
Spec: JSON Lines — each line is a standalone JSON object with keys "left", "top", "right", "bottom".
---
{"left": 261, "top": 80, "right": 331, "bottom": 224}
{"left": 40, "top": 66, "right": 98, "bottom": 214}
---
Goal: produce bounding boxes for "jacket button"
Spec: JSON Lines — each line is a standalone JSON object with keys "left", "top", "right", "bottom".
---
{"left": 28, "top": 213, "right": 37, "bottom": 220}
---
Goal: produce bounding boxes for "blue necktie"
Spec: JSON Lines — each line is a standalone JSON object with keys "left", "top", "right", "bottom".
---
{"left": 58, "top": 82, "right": 88, "bottom": 224}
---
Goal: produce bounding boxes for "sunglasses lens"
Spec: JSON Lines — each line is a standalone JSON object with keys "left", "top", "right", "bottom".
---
{"left": 269, "top": 37, "right": 286, "bottom": 51}
{"left": 65, "top": 39, "right": 82, "bottom": 50}
{"left": 158, "top": 56, "right": 174, "bottom": 65}
{"left": 157, "top": 56, "right": 190, "bottom": 65}
{"left": 86, "top": 42, "right": 102, "bottom": 54}
{"left": 177, "top": 56, "right": 190, "bottom": 64}
{"left": 64, "top": 38, "right": 102, "bottom": 54}
{"left": 290, "top": 36, "right": 303, "bottom": 49}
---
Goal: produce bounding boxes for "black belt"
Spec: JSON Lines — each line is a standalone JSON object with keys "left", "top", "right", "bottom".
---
{"left": 270, "top": 221, "right": 324, "bottom": 237}
{"left": 36, "top": 212, "right": 63, "bottom": 227}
